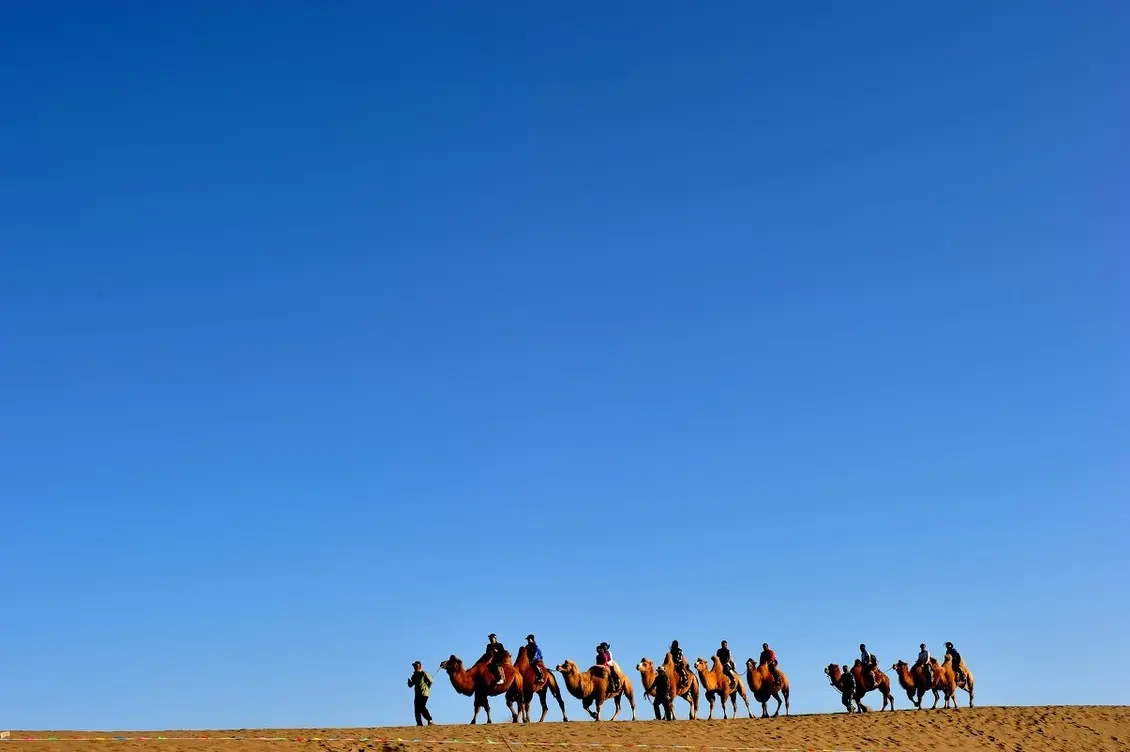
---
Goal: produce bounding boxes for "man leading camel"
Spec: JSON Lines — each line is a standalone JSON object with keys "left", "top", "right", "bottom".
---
{"left": 839, "top": 665, "right": 856, "bottom": 713}
{"left": 716, "top": 640, "right": 736, "bottom": 683}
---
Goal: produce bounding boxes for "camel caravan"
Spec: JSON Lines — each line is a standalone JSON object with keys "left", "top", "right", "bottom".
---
{"left": 436, "top": 634, "right": 971, "bottom": 724}
{"left": 825, "top": 642, "right": 975, "bottom": 714}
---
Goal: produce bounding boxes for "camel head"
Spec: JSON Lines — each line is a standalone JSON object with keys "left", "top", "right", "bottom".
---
{"left": 555, "top": 660, "right": 579, "bottom": 676}
{"left": 439, "top": 655, "right": 462, "bottom": 673}
{"left": 824, "top": 663, "right": 840, "bottom": 680}
{"left": 892, "top": 660, "right": 909, "bottom": 673}
{"left": 636, "top": 658, "right": 654, "bottom": 672}
{"left": 746, "top": 657, "right": 757, "bottom": 671}
{"left": 693, "top": 657, "right": 709, "bottom": 673}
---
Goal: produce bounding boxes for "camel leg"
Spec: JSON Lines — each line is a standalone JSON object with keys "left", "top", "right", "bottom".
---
{"left": 761, "top": 699, "right": 769, "bottom": 718}
{"left": 930, "top": 688, "right": 939, "bottom": 710}
{"left": 533, "top": 690, "right": 543, "bottom": 722}
{"left": 857, "top": 693, "right": 870, "bottom": 713}
{"left": 472, "top": 691, "right": 489, "bottom": 724}
{"left": 552, "top": 684, "right": 569, "bottom": 721}
{"left": 706, "top": 694, "right": 715, "bottom": 720}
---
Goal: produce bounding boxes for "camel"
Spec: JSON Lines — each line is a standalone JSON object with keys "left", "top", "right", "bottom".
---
{"left": 555, "top": 660, "right": 636, "bottom": 721}
{"left": 743, "top": 658, "right": 790, "bottom": 718}
{"left": 439, "top": 654, "right": 524, "bottom": 724}
{"left": 636, "top": 656, "right": 699, "bottom": 721}
{"left": 514, "top": 646, "right": 568, "bottom": 723}
{"left": 824, "top": 661, "right": 894, "bottom": 712}
{"left": 929, "top": 657, "right": 959, "bottom": 709}
{"left": 891, "top": 660, "right": 936, "bottom": 710}
{"left": 638, "top": 659, "right": 674, "bottom": 720}
{"left": 694, "top": 656, "right": 753, "bottom": 719}
{"left": 947, "top": 654, "right": 976, "bottom": 707}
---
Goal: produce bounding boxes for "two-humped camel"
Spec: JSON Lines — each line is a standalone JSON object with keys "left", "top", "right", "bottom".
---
{"left": 824, "top": 661, "right": 895, "bottom": 712}
{"left": 513, "top": 645, "right": 569, "bottom": 722}
{"left": 743, "top": 658, "right": 790, "bottom": 718}
{"left": 636, "top": 655, "right": 700, "bottom": 720}
{"left": 439, "top": 653, "right": 524, "bottom": 724}
{"left": 555, "top": 660, "right": 636, "bottom": 721}
{"left": 893, "top": 656, "right": 961, "bottom": 710}
{"left": 693, "top": 656, "right": 752, "bottom": 719}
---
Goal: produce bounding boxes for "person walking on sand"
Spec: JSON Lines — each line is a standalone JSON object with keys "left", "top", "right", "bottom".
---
{"left": 839, "top": 665, "right": 856, "bottom": 713}
{"left": 407, "top": 661, "right": 434, "bottom": 726}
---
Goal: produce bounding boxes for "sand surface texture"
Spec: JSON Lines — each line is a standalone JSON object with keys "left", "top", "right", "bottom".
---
{"left": 12, "top": 706, "right": 1130, "bottom": 752}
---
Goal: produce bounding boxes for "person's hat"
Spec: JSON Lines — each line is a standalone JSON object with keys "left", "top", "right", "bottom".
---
{"left": 920, "top": 643, "right": 926, "bottom": 648}
{"left": 413, "top": 661, "right": 422, "bottom": 667}
{"left": 762, "top": 642, "right": 768, "bottom": 649}
{"left": 489, "top": 633, "right": 497, "bottom": 639}
{"left": 527, "top": 634, "right": 535, "bottom": 640}
{"left": 945, "top": 641, "right": 953, "bottom": 648}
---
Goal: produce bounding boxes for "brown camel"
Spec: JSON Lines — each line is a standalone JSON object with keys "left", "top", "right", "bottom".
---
{"left": 439, "top": 654, "right": 524, "bottom": 724}
{"left": 929, "top": 657, "right": 959, "bottom": 709}
{"left": 743, "top": 658, "right": 790, "bottom": 718}
{"left": 824, "top": 661, "right": 894, "bottom": 712}
{"left": 891, "top": 660, "right": 936, "bottom": 710}
{"left": 694, "top": 656, "right": 753, "bottom": 719}
{"left": 555, "top": 660, "right": 636, "bottom": 721}
{"left": 947, "top": 654, "right": 976, "bottom": 707}
{"left": 513, "top": 646, "right": 568, "bottom": 723}
{"left": 636, "top": 656, "right": 699, "bottom": 720}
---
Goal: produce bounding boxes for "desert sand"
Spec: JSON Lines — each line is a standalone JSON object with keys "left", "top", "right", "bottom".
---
{"left": 11, "top": 706, "right": 1130, "bottom": 752}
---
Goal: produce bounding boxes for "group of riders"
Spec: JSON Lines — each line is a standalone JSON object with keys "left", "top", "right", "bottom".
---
{"left": 477, "top": 634, "right": 784, "bottom": 692}
{"left": 845, "top": 641, "right": 967, "bottom": 701}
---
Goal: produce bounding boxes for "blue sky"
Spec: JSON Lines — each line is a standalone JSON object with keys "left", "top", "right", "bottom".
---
{"left": 1, "top": 0, "right": 1126, "bottom": 730}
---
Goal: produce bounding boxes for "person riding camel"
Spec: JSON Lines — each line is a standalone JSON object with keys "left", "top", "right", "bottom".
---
{"left": 670, "top": 640, "right": 691, "bottom": 685}
{"left": 859, "top": 643, "right": 881, "bottom": 686}
{"left": 944, "top": 641, "right": 965, "bottom": 683}
{"left": 526, "top": 634, "right": 545, "bottom": 684}
{"left": 759, "top": 642, "right": 781, "bottom": 685}
{"left": 596, "top": 642, "right": 621, "bottom": 693}
{"left": 484, "top": 633, "right": 506, "bottom": 686}
{"left": 716, "top": 640, "right": 736, "bottom": 682}
{"left": 916, "top": 643, "right": 934, "bottom": 687}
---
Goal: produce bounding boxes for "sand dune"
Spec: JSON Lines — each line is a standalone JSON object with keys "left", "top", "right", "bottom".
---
{"left": 13, "top": 706, "right": 1130, "bottom": 752}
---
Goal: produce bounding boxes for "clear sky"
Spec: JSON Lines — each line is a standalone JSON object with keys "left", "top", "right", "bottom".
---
{"left": 1, "top": 0, "right": 1127, "bottom": 731}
